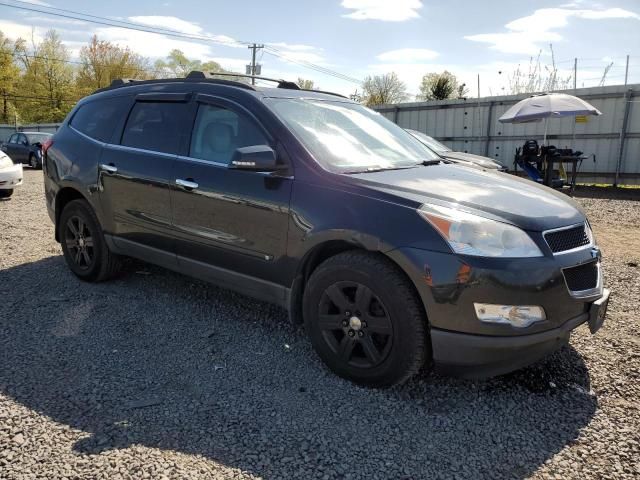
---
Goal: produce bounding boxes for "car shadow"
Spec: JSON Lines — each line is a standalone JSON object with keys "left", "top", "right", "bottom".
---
{"left": 0, "top": 255, "right": 597, "bottom": 479}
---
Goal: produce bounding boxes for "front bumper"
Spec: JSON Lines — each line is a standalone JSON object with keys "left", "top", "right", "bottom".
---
{"left": 387, "top": 246, "right": 608, "bottom": 378}
{"left": 0, "top": 163, "right": 23, "bottom": 189}
{"left": 432, "top": 288, "right": 609, "bottom": 378}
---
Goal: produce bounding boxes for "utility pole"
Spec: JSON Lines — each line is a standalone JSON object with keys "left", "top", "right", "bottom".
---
{"left": 573, "top": 58, "right": 577, "bottom": 90}
{"left": 624, "top": 54, "right": 629, "bottom": 86}
{"left": 247, "top": 43, "right": 264, "bottom": 85}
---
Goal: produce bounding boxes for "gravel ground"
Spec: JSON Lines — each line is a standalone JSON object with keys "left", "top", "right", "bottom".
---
{"left": 1, "top": 170, "right": 639, "bottom": 479}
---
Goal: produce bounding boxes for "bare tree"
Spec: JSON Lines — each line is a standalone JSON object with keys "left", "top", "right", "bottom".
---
{"left": 361, "top": 72, "right": 408, "bottom": 106}
{"left": 507, "top": 44, "right": 572, "bottom": 94}
{"left": 418, "top": 71, "right": 468, "bottom": 100}
{"left": 296, "top": 78, "right": 315, "bottom": 90}
{"left": 77, "top": 36, "right": 152, "bottom": 94}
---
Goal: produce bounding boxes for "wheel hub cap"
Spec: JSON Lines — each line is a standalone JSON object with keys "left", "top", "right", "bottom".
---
{"left": 349, "top": 316, "right": 362, "bottom": 331}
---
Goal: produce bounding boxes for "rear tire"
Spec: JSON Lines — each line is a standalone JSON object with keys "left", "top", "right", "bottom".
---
{"left": 29, "top": 153, "right": 41, "bottom": 169}
{"left": 0, "top": 189, "right": 13, "bottom": 199}
{"left": 59, "top": 199, "right": 121, "bottom": 282}
{"left": 303, "top": 251, "right": 429, "bottom": 388}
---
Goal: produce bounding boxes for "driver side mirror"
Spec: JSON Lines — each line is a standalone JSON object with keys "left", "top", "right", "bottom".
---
{"left": 229, "top": 145, "right": 279, "bottom": 172}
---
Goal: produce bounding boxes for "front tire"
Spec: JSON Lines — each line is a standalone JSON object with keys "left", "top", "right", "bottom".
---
{"left": 303, "top": 251, "right": 429, "bottom": 388}
{"left": 59, "top": 199, "right": 121, "bottom": 282}
{"left": 0, "top": 189, "right": 13, "bottom": 199}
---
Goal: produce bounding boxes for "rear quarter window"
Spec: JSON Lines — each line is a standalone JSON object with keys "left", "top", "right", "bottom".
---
{"left": 70, "top": 96, "right": 132, "bottom": 143}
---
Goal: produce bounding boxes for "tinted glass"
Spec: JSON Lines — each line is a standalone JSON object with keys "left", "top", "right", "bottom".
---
{"left": 8, "top": 134, "right": 17, "bottom": 144}
{"left": 266, "top": 98, "right": 438, "bottom": 172}
{"left": 24, "top": 133, "right": 52, "bottom": 145}
{"left": 122, "top": 101, "right": 188, "bottom": 155}
{"left": 71, "top": 96, "right": 131, "bottom": 142}
{"left": 189, "top": 104, "right": 269, "bottom": 164}
{"left": 17, "top": 134, "right": 27, "bottom": 145}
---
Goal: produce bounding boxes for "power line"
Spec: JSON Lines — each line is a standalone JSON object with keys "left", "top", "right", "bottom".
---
{"left": 0, "top": 0, "right": 362, "bottom": 85}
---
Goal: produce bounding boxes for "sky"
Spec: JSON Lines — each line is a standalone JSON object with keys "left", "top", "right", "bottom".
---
{"left": 0, "top": 0, "right": 639, "bottom": 98}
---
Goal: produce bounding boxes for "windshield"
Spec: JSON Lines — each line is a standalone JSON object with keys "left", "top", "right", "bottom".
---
{"left": 406, "top": 130, "right": 451, "bottom": 153}
{"left": 265, "top": 98, "right": 439, "bottom": 172}
{"left": 24, "top": 133, "right": 52, "bottom": 144}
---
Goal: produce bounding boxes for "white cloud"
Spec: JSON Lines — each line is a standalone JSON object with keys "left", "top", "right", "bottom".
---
{"left": 94, "top": 26, "right": 214, "bottom": 60}
{"left": 376, "top": 48, "right": 438, "bottom": 63}
{"left": 128, "top": 15, "right": 204, "bottom": 35}
{"left": 265, "top": 42, "right": 327, "bottom": 65}
{"left": 341, "top": 0, "right": 423, "bottom": 22}
{"left": 466, "top": 7, "right": 640, "bottom": 55}
{"left": 0, "top": 20, "right": 44, "bottom": 43}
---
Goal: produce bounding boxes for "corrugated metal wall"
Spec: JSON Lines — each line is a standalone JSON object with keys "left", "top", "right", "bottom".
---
{"left": 375, "top": 84, "right": 639, "bottom": 185}
{"left": 0, "top": 124, "right": 61, "bottom": 143}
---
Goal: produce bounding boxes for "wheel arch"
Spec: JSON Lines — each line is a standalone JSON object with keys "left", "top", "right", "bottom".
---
{"left": 288, "top": 240, "right": 427, "bottom": 328}
{"left": 54, "top": 187, "right": 89, "bottom": 242}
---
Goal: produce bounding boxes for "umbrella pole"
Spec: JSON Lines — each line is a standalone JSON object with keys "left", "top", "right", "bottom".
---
{"left": 543, "top": 117, "right": 548, "bottom": 146}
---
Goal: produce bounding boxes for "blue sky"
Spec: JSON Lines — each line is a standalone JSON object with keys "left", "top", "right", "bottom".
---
{"left": 1, "top": 0, "right": 639, "bottom": 97}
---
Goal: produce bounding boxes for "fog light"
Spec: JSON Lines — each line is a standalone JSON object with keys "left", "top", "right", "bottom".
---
{"left": 474, "top": 303, "right": 546, "bottom": 328}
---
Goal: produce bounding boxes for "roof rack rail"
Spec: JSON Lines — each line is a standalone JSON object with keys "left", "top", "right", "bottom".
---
{"left": 98, "top": 72, "right": 348, "bottom": 99}
{"left": 109, "top": 78, "right": 139, "bottom": 88}
{"left": 188, "top": 72, "right": 347, "bottom": 98}
{"left": 188, "top": 71, "right": 301, "bottom": 90}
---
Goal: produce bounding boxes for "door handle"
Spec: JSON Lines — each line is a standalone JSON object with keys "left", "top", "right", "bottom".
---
{"left": 99, "top": 163, "right": 118, "bottom": 174}
{"left": 176, "top": 178, "right": 199, "bottom": 190}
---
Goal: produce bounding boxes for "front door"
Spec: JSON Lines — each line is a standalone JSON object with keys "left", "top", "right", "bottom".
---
{"left": 99, "top": 93, "right": 191, "bottom": 257}
{"left": 170, "top": 95, "right": 292, "bottom": 296}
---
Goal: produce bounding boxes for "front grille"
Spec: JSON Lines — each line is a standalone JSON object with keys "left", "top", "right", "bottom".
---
{"left": 545, "top": 224, "right": 590, "bottom": 253}
{"left": 563, "top": 261, "right": 599, "bottom": 292}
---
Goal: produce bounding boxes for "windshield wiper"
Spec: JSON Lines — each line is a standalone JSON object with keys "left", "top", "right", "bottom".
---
{"left": 342, "top": 165, "right": 419, "bottom": 174}
{"left": 419, "top": 158, "right": 452, "bottom": 166}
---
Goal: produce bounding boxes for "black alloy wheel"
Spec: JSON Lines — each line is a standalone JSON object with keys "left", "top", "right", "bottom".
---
{"left": 318, "top": 281, "right": 393, "bottom": 368}
{"left": 64, "top": 215, "right": 95, "bottom": 270}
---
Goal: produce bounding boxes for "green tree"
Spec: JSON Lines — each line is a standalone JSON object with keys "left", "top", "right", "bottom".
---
{"left": 296, "top": 78, "right": 315, "bottom": 90}
{"left": 0, "top": 31, "right": 20, "bottom": 124}
{"left": 418, "top": 71, "right": 468, "bottom": 101}
{"left": 154, "top": 49, "right": 223, "bottom": 78}
{"left": 76, "top": 35, "right": 152, "bottom": 94}
{"left": 361, "top": 72, "right": 407, "bottom": 106}
{"left": 16, "top": 30, "right": 76, "bottom": 122}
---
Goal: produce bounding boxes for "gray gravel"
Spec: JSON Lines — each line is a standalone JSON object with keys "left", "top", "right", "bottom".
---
{"left": 1, "top": 170, "right": 639, "bottom": 479}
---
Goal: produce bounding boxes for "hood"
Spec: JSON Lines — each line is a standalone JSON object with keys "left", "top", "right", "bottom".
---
{"left": 348, "top": 164, "right": 585, "bottom": 231}
{"left": 441, "top": 151, "right": 506, "bottom": 170}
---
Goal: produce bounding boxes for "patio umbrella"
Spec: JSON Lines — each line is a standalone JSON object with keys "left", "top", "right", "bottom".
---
{"left": 498, "top": 93, "right": 602, "bottom": 145}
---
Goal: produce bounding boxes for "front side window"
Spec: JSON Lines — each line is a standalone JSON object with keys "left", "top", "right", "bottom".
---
{"left": 265, "top": 98, "right": 438, "bottom": 172}
{"left": 71, "top": 96, "right": 131, "bottom": 143}
{"left": 17, "top": 134, "right": 27, "bottom": 145}
{"left": 407, "top": 130, "right": 451, "bottom": 153}
{"left": 121, "top": 101, "right": 189, "bottom": 155}
{"left": 189, "top": 103, "right": 269, "bottom": 165}
{"left": 8, "top": 134, "right": 17, "bottom": 144}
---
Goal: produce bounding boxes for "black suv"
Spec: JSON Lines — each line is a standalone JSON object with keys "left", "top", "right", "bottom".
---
{"left": 43, "top": 72, "right": 609, "bottom": 387}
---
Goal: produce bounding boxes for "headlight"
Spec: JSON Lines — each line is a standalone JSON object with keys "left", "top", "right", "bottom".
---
{"left": 0, "top": 155, "right": 12, "bottom": 169}
{"left": 418, "top": 204, "right": 543, "bottom": 258}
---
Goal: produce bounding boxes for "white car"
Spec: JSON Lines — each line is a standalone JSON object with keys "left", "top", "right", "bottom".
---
{"left": 0, "top": 150, "right": 23, "bottom": 199}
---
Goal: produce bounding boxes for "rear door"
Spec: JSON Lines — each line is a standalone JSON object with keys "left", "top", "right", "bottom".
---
{"left": 98, "top": 92, "right": 191, "bottom": 259}
{"left": 170, "top": 94, "right": 292, "bottom": 295}
{"left": 14, "top": 134, "right": 29, "bottom": 163}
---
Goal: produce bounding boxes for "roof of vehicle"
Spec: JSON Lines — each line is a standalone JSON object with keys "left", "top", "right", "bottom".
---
{"left": 92, "top": 71, "right": 354, "bottom": 103}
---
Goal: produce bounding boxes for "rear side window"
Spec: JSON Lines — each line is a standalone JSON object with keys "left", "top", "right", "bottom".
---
{"left": 121, "top": 101, "right": 189, "bottom": 155}
{"left": 70, "top": 96, "right": 131, "bottom": 142}
{"left": 189, "top": 104, "right": 269, "bottom": 164}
